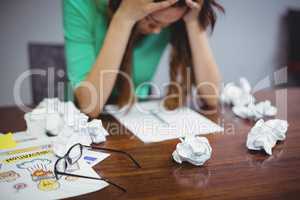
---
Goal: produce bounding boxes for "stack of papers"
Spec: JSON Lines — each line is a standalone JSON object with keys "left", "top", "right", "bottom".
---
{"left": 106, "top": 101, "right": 223, "bottom": 143}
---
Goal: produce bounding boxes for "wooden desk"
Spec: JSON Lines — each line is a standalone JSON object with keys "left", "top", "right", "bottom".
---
{"left": 0, "top": 88, "right": 299, "bottom": 200}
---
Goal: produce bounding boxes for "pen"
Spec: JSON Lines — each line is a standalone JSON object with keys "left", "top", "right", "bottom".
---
{"left": 149, "top": 110, "right": 169, "bottom": 125}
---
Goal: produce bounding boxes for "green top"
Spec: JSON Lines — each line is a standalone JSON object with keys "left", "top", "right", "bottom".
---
{"left": 63, "top": 0, "right": 171, "bottom": 98}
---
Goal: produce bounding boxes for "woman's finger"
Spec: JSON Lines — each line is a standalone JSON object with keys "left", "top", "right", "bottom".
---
{"left": 146, "top": 0, "right": 179, "bottom": 13}
{"left": 186, "top": 0, "right": 201, "bottom": 9}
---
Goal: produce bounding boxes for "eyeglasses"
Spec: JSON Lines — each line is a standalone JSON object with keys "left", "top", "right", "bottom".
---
{"left": 54, "top": 143, "right": 141, "bottom": 192}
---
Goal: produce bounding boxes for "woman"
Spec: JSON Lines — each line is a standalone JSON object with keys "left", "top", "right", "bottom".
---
{"left": 64, "top": 0, "right": 224, "bottom": 118}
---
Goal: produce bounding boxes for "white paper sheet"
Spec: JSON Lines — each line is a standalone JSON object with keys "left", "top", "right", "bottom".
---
{"left": 83, "top": 149, "right": 110, "bottom": 167}
{"left": 0, "top": 134, "right": 109, "bottom": 200}
{"left": 106, "top": 101, "right": 223, "bottom": 143}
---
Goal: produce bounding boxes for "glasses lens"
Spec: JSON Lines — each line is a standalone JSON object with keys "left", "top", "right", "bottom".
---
{"left": 68, "top": 144, "right": 82, "bottom": 165}
{"left": 55, "top": 158, "right": 67, "bottom": 179}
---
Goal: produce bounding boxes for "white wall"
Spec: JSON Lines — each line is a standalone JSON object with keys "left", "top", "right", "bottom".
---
{"left": 211, "top": 0, "right": 300, "bottom": 84}
{"left": 0, "top": 0, "right": 63, "bottom": 106}
{"left": 0, "top": 0, "right": 299, "bottom": 106}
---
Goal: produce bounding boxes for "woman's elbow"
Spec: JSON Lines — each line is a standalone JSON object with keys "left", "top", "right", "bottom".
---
{"left": 199, "top": 83, "right": 220, "bottom": 108}
{"left": 203, "top": 96, "right": 220, "bottom": 109}
{"left": 86, "top": 109, "right": 101, "bottom": 119}
{"left": 74, "top": 87, "right": 101, "bottom": 119}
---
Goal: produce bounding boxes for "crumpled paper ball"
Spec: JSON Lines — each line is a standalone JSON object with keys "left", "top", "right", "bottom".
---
{"left": 172, "top": 136, "right": 212, "bottom": 166}
{"left": 24, "top": 107, "right": 47, "bottom": 137}
{"left": 24, "top": 98, "right": 109, "bottom": 156}
{"left": 221, "top": 78, "right": 278, "bottom": 121}
{"left": 220, "top": 77, "right": 255, "bottom": 107}
{"left": 233, "top": 100, "right": 277, "bottom": 120}
{"left": 88, "top": 119, "right": 109, "bottom": 143}
{"left": 52, "top": 125, "right": 92, "bottom": 157}
{"left": 45, "top": 112, "right": 64, "bottom": 136}
{"left": 246, "top": 119, "right": 288, "bottom": 155}
{"left": 52, "top": 119, "right": 110, "bottom": 157}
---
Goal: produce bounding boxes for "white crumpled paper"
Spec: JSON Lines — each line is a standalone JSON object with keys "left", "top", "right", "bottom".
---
{"left": 221, "top": 77, "right": 278, "bottom": 120}
{"left": 246, "top": 119, "right": 288, "bottom": 155}
{"left": 220, "top": 77, "right": 255, "bottom": 107}
{"left": 24, "top": 98, "right": 109, "bottom": 157}
{"left": 172, "top": 136, "right": 212, "bottom": 166}
{"left": 233, "top": 100, "right": 277, "bottom": 120}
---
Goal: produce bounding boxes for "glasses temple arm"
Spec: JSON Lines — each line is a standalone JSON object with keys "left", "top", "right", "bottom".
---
{"left": 83, "top": 145, "right": 141, "bottom": 168}
{"left": 55, "top": 171, "right": 126, "bottom": 192}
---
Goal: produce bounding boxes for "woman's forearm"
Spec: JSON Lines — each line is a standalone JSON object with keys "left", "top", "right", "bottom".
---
{"left": 185, "top": 21, "right": 221, "bottom": 107}
{"left": 75, "top": 13, "right": 135, "bottom": 118}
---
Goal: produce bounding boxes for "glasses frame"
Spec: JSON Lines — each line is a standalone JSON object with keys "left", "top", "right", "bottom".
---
{"left": 54, "top": 143, "right": 141, "bottom": 192}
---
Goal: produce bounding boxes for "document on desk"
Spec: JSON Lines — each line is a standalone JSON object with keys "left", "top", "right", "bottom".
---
{"left": 106, "top": 101, "right": 224, "bottom": 143}
{"left": 0, "top": 133, "right": 109, "bottom": 200}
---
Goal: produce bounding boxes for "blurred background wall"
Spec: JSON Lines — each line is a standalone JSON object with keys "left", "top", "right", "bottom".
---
{"left": 0, "top": 0, "right": 63, "bottom": 106}
{"left": 0, "top": 0, "right": 299, "bottom": 106}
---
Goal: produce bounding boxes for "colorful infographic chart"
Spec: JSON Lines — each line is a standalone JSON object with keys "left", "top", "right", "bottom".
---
{"left": 0, "top": 141, "right": 108, "bottom": 200}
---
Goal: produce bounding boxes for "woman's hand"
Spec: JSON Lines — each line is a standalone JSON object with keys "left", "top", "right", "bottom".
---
{"left": 116, "top": 0, "right": 179, "bottom": 25}
{"left": 183, "top": 0, "right": 204, "bottom": 24}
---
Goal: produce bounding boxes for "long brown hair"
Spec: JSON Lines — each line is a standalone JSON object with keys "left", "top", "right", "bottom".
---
{"left": 107, "top": 0, "right": 224, "bottom": 109}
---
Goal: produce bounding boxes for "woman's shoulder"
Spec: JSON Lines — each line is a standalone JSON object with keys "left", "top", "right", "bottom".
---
{"left": 64, "top": 0, "right": 96, "bottom": 26}
{"left": 64, "top": 0, "right": 108, "bottom": 16}
{"left": 64, "top": 0, "right": 108, "bottom": 34}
